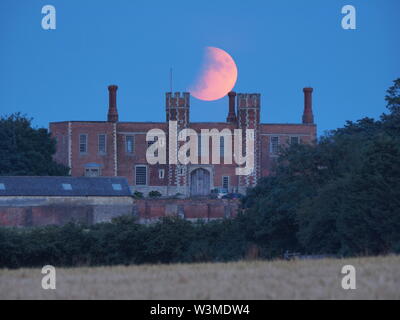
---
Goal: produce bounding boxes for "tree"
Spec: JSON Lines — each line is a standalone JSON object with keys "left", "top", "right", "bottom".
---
{"left": 384, "top": 78, "right": 400, "bottom": 113}
{"left": 242, "top": 78, "right": 400, "bottom": 258}
{"left": 0, "top": 113, "right": 69, "bottom": 176}
{"left": 382, "top": 78, "right": 400, "bottom": 137}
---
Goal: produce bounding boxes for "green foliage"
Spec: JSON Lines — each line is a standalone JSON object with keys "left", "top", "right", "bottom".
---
{"left": 168, "top": 193, "right": 184, "bottom": 199}
{"left": 133, "top": 191, "right": 144, "bottom": 199}
{"left": 243, "top": 78, "right": 400, "bottom": 258}
{"left": 0, "top": 217, "right": 250, "bottom": 268}
{"left": 148, "top": 190, "right": 162, "bottom": 198}
{"left": 0, "top": 113, "right": 69, "bottom": 176}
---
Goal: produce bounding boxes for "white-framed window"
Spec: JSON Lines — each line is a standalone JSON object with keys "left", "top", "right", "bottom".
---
{"left": 85, "top": 168, "right": 101, "bottom": 177}
{"left": 135, "top": 165, "right": 147, "bottom": 185}
{"left": 222, "top": 176, "right": 229, "bottom": 189}
{"left": 98, "top": 134, "right": 107, "bottom": 154}
{"left": 126, "top": 135, "right": 134, "bottom": 154}
{"left": 270, "top": 136, "right": 279, "bottom": 155}
{"left": 290, "top": 136, "right": 299, "bottom": 145}
{"left": 159, "top": 169, "right": 165, "bottom": 179}
{"left": 79, "top": 134, "right": 88, "bottom": 154}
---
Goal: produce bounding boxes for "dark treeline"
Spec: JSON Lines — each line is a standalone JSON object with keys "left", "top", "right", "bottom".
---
{"left": 240, "top": 78, "right": 400, "bottom": 258}
{"left": 0, "top": 113, "right": 69, "bottom": 176}
{"left": 0, "top": 79, "right": 399, "bottom": 268}
{"left": 0, "top": 217, "right": 250, "bottom": 268}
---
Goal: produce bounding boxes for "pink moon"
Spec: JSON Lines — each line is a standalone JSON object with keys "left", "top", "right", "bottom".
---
{"left": 190, "top": 47, "right": 238, "bottom": 101}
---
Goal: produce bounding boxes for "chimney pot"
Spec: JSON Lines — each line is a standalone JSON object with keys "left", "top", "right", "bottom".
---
{"left": 302, "top": 87, "right": 314, "bottom": 124}
{"left": 107, "top": 85, "right": 119, "bottom": 122}
{"left": 227, "top": 91, "right": 237, "bottom": 123}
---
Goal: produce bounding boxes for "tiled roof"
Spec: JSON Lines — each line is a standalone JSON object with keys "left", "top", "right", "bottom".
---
{"left": 0, "top": 176, "right": 132, "bottom": 197}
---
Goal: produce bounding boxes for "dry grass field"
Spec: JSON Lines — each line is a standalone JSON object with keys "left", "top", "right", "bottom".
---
{"left": 0, "top": 255, "right": 399, "bottom": 300}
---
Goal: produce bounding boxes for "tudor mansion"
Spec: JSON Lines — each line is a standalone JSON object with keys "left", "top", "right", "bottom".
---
{"left": 50, "top": 86, "right": 316, "bottom": 197}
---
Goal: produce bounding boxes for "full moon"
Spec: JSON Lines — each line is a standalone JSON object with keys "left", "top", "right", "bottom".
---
{"left": 190, "top": 47, "right": 238, "bottom": 101}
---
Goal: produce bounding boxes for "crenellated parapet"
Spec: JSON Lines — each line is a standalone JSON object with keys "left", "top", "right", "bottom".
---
{"left": 237, "top": 93, "right": 261, "bottom": 109}
{"left": 166, "top": 92, "right": 190, "bottom": 108}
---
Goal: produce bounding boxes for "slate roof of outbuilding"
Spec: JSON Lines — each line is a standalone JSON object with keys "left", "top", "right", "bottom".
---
{"left": 0, "top": 176, "right": 132, "bottom": 197}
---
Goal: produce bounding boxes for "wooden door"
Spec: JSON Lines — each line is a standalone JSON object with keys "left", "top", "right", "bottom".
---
{"left": 190, "top": 168, "right": 210, "bottom": 196}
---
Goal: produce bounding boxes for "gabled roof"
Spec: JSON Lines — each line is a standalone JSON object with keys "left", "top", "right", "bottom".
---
{"left": 0, "top": 176, "right": 132, "bottom": 197}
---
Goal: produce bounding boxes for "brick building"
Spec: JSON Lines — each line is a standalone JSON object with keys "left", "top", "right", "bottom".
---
{"left": 50, "top": 86, "right": 316, "bottom": 197}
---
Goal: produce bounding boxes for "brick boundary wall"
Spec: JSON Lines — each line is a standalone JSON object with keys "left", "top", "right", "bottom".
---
{"left": 0, "top": 197, "right": 241, "bottom": 227}
{"left": 134, "top": 198, "right": 241, "bottom": 223}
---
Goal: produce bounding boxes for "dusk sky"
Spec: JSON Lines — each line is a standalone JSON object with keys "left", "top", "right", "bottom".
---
{"left": 0, "top": 0, "right": 399, "bottom": 136}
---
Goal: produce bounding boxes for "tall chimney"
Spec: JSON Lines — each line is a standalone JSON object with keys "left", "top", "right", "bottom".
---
{"left": 302, "top": 87, "right": 314, "bottom": 124}
{"left": 107, "top": 85, "right": 119, "bottom": 122}
{"left": 226, "top": 91, "right": 237, "bottom": 123}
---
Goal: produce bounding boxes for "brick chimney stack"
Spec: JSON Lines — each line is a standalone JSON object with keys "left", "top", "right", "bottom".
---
{"left": 107, "top": 85, "right": 119, "bottom": 122}
{"left": 226, "top": 91, "right": 237, "bottom": 123}
{"left": 302, "top": 87, "right": 314, "bottom": 124}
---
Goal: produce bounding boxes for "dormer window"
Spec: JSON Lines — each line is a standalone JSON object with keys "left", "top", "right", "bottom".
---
{"left": 84, "top": 163, "right": 102, "bottom": 177}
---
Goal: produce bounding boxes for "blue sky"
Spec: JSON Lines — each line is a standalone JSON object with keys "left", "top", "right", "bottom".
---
{"left": 0, "top": 0, "right": 399, "bottom": 136}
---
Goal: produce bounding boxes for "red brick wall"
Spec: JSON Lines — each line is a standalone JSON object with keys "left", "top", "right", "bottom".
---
{"left": 0, "top": 207, "right": 27, "bottom": 226}
{"left": 49, "top": 122, "right": 69, "bottom": 167}
{"left": 0, "top": 206, "right": 92, "bottom": 227}
{"left": 117, "top": 122, "right": 168, "bottom": 186}
{"left": 259, "top": 123, "right": 317, "bottom": 176}
{"left": 0, "top": 198, "right": 240, "bottom": 226}
{"left": 70, "top": 121, "right": 116, "bottom": 177}
{"left": 134, "top": 198, "right": 240, "bottom": 222}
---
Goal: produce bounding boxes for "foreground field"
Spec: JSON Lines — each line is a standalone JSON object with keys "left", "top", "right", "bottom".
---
{"left": 0, "top": 255, "right": 399, "bottom": 299}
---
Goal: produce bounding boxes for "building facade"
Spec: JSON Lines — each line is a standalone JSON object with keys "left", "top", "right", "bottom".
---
{"left": 50, "top": 86, "right": 316, "bottom": 197}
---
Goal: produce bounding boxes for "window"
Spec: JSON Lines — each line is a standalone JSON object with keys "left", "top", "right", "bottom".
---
{"left": 85, "top": 168, "right": 100, "bottom": 177}
{"left": 126, "top": 135, "right": 134, "bottom": 154}
{"left": 220, "top": 136, "right": 225, "bottom": 156}
{"left": 98, "top": 134, "right": 107, "bottom": 154}
{"left": 270, "top": 136, "right": 279, "bottom": 155}
{"left": 290, "top": 136, "right": 299, "bottom": 145}
{"left": 62, "top": 183, "right": 72, "bottom": 190}
{"left": 222, "top": 176, "right": 229, "bottom": 190}
{"left": 112, "top": 184, "right": 122, "bottom": 191}
{"left": 79, "top": 134, "right": 87, "bottom": 154}
{"left": 0, "top": 183, "right": 5, "bottom": 190}
{"left": 159, "top": 169, "right": 165, "bottom": 179}
{"left": 135, "top": 166, "right": 147, "bottom": 185}
{"left": 178, "top": 167, "right": 184, "bottom": 175}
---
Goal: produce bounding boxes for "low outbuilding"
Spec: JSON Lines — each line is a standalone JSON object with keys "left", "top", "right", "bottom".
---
{"left": 0, "top": 176, "right": 134, "bottom": 227}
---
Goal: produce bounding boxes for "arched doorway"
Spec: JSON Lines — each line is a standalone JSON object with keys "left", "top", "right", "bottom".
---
{"left": 190, "top": 168, "right": 210, "bottom": 196}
